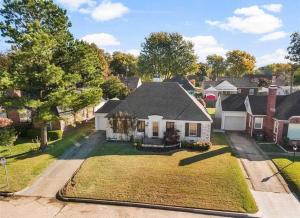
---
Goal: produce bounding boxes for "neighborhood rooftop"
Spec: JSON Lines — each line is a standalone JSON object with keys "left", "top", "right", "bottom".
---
{"left": 164, "top": 76, "right": 195, "bottom": 91}
{"left": 107, "top": 82, "right": 211, "bottom": 121}
{"left": 221, "top": 94, "right": 247, "bottom": 111}
{"left": 95, "top": 99, "right": 122, "bottom": 114}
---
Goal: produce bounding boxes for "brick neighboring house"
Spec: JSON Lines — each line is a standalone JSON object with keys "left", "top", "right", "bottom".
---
{"left": 245, "top": 85, "right": 300, "bottom": 145}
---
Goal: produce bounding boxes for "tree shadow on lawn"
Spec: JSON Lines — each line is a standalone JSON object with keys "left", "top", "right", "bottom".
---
{"left": 179, "top": 146, "right": 232, "bottom": 166}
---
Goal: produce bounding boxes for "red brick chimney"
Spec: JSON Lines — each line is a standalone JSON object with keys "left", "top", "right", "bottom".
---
{"left": 267, "top": 85, "right": 277, "bottom": 117}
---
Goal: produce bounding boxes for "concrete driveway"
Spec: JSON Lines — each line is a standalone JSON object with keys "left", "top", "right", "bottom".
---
{"left": 227, "top": 132, "right": 300, "bottom": 218}
{"left": 16, "top": 131, "right": 105, "bottom": 198}
{"left": 0, "top": 196, "right": 220, "bottom": 218}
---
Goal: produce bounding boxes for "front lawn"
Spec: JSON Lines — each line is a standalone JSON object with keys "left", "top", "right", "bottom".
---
{"left": 63, "top": 133, "right": 257, "bottom": 213}
{"left": 0, "top": 123, "right": 93, "bottom": 192}
{"left": 272, "top": 156, "right": 300, "bottom": 197}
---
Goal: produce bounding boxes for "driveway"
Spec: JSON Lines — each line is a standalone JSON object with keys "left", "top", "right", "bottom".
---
{"left": 227, "top": 132, "right": 300, "bottom": 218}
{"left": 0, "top": 196, "right": 220, "bottom": 218}
{"left": 16, "top": 131, "right": 105, "bottom": 198}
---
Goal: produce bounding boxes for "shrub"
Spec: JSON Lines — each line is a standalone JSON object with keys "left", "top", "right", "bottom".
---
{"left": 26, "top": 129, "right": 63, "bottom": 141}
{"left": 133, "top": 138, "right": 142, "bottom": 149}
{"left": 181, "top": 140, "right": 211, "bottom": 151}
{"left": 0, "top": 128, "right": 17, "bottom": 146}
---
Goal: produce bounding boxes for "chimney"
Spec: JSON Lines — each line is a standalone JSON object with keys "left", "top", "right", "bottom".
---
{"left": 267, "top": 85, "right": 277, "bottom": 117}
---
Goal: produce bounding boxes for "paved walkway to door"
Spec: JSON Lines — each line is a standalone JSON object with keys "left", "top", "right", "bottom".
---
{"left": 16, "top": 131, "right": 105, "bottom": 198}
{"left": 227, "top": 132, "right": 300, "bottom": 218}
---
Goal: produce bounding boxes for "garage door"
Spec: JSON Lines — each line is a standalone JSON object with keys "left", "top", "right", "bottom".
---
{"left": 224, "top": 116, "right": 246, "bottom": 131}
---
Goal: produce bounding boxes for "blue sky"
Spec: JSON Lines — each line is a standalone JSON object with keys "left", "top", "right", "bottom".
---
{"left": 1, "top": 0, "right": 300, "bottom": 67}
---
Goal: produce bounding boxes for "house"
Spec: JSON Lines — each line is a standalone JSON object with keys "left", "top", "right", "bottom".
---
{"left": 95, "top": 82, "right": 213, "bottom": 143}
{"left": 217, "top": 85, "right": 300, "bottom": 146}
{"left": 120, "top": 76, "right": 142, "bottom": 90}
{"left": 164, "top": 76, "right": 196, "bottom": 95}
{"left": 258, "top": 86, "right": 300, "bottom": 96}
{"left": 203, "top": 77, "right": 259, "bottom": 100}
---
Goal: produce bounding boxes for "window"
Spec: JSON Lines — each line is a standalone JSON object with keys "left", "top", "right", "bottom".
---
{"left": 254, "top": 117, "right": 263, "bottom": 129}
{"left": 189, "top": 123, "right": 197, "bottom": 136}
{"left": 137, "top": 120, "right": 145, "bottom": 132}
{"left": 288, "top": 124, "right": 300, "bottom": 140}
{"left": 249, "top": 89, "right": 255, "bottom": 95}
{"left": 166, "top": 122, "right": 175, "bottom": 132}
{"left": 273, "top": 121, "right": 278, "bottom": 134}
{"left": 152, "top": 122, "right": 159, "bottom": 137}
{"left": 112, "top": 119, "right": 126, "bottom": 133}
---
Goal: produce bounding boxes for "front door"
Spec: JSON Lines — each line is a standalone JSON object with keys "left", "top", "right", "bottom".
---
{"left": 152, "top": 122, "right": 159, "bottom": 137}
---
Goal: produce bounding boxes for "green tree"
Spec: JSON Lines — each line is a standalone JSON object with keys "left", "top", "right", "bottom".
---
{"left": 206, "top": 54, "right": 226, "bottom": 80}
{"left": 90, "top": 43, "right": 111, "bottom": 78}
{"left": 138, "top": 32, "right": 198, "bottom": 79}
{"left": 0, "top": 0, "right": 103, "bottom": 149}
{"left": 110, "top": 51, "right": 138, "bottom": 77}
{"left": 101, "top": 76, "right": 129, "bottom": 99}
{"left": 226, "top": 50, "right": 256, "bottom": 77}
{"left": 286, "top": 32, "right": 300, "bottom": 88}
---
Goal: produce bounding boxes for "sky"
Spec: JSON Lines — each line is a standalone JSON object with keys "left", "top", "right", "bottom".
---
{"left": 1, "top": 0, "right": 300, "bottom": 67}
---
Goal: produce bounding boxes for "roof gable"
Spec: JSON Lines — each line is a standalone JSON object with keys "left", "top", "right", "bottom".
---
{"left": 215, "top": 80, "right": 237, "bottom": 91}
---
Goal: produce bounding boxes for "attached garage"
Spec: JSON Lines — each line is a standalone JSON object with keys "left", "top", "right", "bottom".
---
{"left": 222, "top": 112, "right": 247, "bottom": 131}
{"left": 95, "top": 99, "right": 121, "bottom": 131}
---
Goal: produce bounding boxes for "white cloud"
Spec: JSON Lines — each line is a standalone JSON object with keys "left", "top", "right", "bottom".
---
{"left": 259, "top": 31, "right": 287, "bottom": 41}
{"left": 58, "top": 0, "right": 95, "bottom": 9}
{"left": 126, "top": 49, "right": 140, "bottom": 57}
{"left": 262, "top": 4, "right": 282, "bottom": 12}
{"left": 206, "top": 5, "right": 282, "bottom": 34}
{"left": 91, "top": 1, "right": 129, "bottom": 21}
{"left": 184, "top": 35, "right": 227, "bottom": 62}
{"left": 257, "top": 49, "right": 288, "bottom": 66}
{"left": 81, "top": 33, "right": 120, "bottom": 47}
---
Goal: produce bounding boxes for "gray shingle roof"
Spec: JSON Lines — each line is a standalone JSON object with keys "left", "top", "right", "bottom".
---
{"left": 203, "top": 77, "right": 258, "bottom": 90}
{"left": 221, "top": 95, "right": 247, "bottom": 111}
{"left": 107, "top": 82, "right": 211, "bottom": 121}
{"left": 95, "top": 100, "right": 121, "bottom": 113}
{"left": 164, "top": 76, "right": 195, "bottom": 91}
{"left": 120, "top": 77, "right": 140, "bottom": 90}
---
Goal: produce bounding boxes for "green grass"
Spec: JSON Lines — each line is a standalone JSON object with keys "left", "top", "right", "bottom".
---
{"left": 272, "top": 156, "right": 300, "bottom": 197}
{"left": 0, "top": 123, "right": 93, "bottom": 192}
{"left": 64, "top": 133, "right": 257, "bottom": 213}
{"left": 207, "top": 108, "right": 216, "bottom": 116}
{"left": 257, "top": 143, "right": 284, "bottom": 153}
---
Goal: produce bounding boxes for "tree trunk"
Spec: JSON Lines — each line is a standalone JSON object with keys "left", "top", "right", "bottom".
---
{"left": 40, "top": 125, "right": 48, "bottom": 151}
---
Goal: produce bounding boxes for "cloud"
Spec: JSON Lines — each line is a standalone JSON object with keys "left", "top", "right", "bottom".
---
{"left": 259, "top": 31, "right": 287, "bottom": 41}
{"left": 262, "top": 4, "right": 282, "bottom": 12}
{"left": 256, "top": 49, "right": 288, "bottom": 66}
{"left": 184, "top": 35, "right": 227, "bottom": 62}
{"left": 126, "top": 49, "right": 140, "bottom": 57}
{"left": 91, "top": 1, "right": 129, "bottom": 21}
{"left": 81, "top": 33, "right": 120, "bottom": 47}
{"left": 206, "top": 5, "right": 282, "bottom": 34}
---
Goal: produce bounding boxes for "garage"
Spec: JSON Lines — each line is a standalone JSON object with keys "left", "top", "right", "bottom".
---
{"left": 223, "top": 114, "right": 246, "bottom": 131}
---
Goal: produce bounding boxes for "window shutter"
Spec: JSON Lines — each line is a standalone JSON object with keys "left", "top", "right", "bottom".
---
{"left": 197, "top": 123, "right": 201, "bottom": 137}
{"left": 185, "top": 123, "right": 189, "bottom": 136}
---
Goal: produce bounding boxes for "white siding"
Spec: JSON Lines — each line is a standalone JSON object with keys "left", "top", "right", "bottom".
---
{"left": 95, "top": 113, "right": 108, "bottom": 131}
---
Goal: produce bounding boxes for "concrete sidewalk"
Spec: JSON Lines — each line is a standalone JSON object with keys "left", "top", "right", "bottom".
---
{"left": 16, "top": 131, "right": 105, "bottom": 198}
{"left": 0, "top": 196, "right": 220, "bottom": 218}
{"left": 227, "top": 132, "right": 300, "bottom": 218}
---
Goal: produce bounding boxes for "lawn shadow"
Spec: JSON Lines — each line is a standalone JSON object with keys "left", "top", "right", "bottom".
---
{"left": 261, "top": 162, "right": 293, "bottom": 182}
{"left": 178, "top": 146, "right": 230, "bottom": 166}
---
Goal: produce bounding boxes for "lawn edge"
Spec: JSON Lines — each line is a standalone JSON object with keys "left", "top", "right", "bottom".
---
{"left": 57, "top": 190, "right": 259, "bottom": 218}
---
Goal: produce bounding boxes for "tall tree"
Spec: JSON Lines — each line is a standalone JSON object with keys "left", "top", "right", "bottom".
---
{"left": 286, "top": 32, "right": 300, "bottom": 90}
{"left": 90, "top": 43, "right": 111, "bottom": 78}
{"left": 206, "top": 54, "right": 226, "bottom": 80}
{"left": 138, "top": 32, "right": 198, "bottom": 79}
{"left": 0, "top": 0, "right": 103, "bottom": 149}
{"left": 226, "top": 50, "right": 256, "bottom": 77}
{"left": 101, "top": 76, "right": 129, "bottom": 99}
{"left": 110, "top": 51, "right": 138, "bottom": 77}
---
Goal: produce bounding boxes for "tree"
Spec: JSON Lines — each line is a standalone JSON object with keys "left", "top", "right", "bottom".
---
{"left": 101, "top": 76, "right": 129, "bottom": 99}
{"left": 258, "top": 63, "right": 291, "bottom": 76}
{"left": 0, "top": 0, "right": 103, "bottom": 150}
{"left": 90, "top": 43, "right": 111, "bottom": 78}
{"left": 286, "top": 32, "right": 300, "bottom": 89}
{"left": 110, "top": 51, "right": 138, "bottom": 77}
{"left": 138, "top": 32, "right": 198, "bottom": 79}
{"left": 226, "top": 50, "right": 256, "bottom": 77}
{"left": 206, "top": 54, "right": 226, "bottom": 80}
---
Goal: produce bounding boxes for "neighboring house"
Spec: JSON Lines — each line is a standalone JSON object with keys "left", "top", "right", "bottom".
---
{"left": 215, "top": 94, "right": 247, "bottom": 131}
{"left": 203, "top": 77, "right": 259, "bottom": 100}
{"left": 259, "top": 86, "right": 300, "bottom": 96}
{"left": 164, "top": 76, "right": 196, "bottom": 95}
{"left": 95, "top": 82, "right": 213, "bottom": 143}
{"left": 120, "top": 76, "right": 142, "bottom": 90}
{"left": 218, "top": 85, "right": 300, "bottom": 145}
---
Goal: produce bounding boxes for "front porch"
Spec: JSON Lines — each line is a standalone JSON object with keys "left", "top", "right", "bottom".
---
{"left": 141, "top": 137, "right": 180, "bottom": 148}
